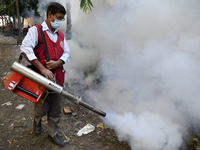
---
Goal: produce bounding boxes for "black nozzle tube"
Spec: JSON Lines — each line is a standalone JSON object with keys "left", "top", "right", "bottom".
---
{"left": 79, "top": 100, "right": 106, "bottom": 117}
{"left": 16, "top": 86, "right": 39, "bottom": 99}
{"left": 61, "top": 90, "right": 106, "bottom": 117}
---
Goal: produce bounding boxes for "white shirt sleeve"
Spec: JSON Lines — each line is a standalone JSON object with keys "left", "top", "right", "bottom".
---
{"left": 59, "top": 38, "right": 70, "bottom": 64}
{"left": 20, "top": 26, "right": 38, "bottom": 61}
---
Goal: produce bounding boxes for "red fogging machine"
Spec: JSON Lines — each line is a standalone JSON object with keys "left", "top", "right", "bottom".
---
{"left": 2, "top": 61, "right": 106, "bottom": 117}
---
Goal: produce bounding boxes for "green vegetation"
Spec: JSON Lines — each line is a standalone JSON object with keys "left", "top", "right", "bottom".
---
{"left": 0, "top": 0, "right": 39, "bottom": 17}
{"left": 0, "top": 0, "right": 94, "bottom": 29}
{"left": 80, "top": 0, "right": 94, "bottom": 13}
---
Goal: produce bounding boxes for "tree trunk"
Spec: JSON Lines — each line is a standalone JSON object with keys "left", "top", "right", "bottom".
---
{"left": 1, "top": 15, "right": 4, "bottom": 27}
{"left": 66, "top": 0, "right": 72, "bottom": 40}
{"left": 21, "top": 17, "right": 24, "bottom": 28}
{"left": 16, "top": 0, "right": 21, "bottom": 38}
{"left": 13, "top": 15, "right": 16, "bottom": 29}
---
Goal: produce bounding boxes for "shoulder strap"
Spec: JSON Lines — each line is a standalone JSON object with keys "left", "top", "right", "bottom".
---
{"left": 18, "top": 53, "right": 23, "bottom": 63}
{"left": 38, "top": 25, "right": 50, "bottom": 62}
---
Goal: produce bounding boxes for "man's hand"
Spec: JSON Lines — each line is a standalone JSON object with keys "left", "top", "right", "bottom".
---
{"left": 45, "top": 59, "right": 64, "bottom": 70}
{"left": 22, "top": 53, "right": 56, "bottom": 82}
{"left": 40, "top": 68, "right": 55, "bottom": 82}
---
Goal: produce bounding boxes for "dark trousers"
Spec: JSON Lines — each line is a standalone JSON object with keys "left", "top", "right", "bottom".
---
{"left": 34, "top": 92, "right": 62, "bottom": 136}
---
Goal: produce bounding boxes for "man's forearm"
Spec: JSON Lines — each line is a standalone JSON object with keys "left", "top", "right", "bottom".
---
{"left": 57, "top": 59, "right": 64, "bottom": 66}
{"left": 22, "top": 53, "right": 46, "bottom": 72}
{"left": 22, "top": 53, "right": 55, "bottom": 82}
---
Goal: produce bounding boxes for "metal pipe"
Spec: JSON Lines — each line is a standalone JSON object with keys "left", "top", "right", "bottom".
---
{"left": 11, "top": 61, "right": 63, "bottom": 93}
{"left": 11, "top": 62, "right": 106, "bottom": 117}
{"left": 61, "top": 90, "right": 106, "bottom": 117}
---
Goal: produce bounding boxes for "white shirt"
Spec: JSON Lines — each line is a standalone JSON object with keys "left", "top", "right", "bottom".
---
{"left": 20, "top": 21, "right": 70, "bottom": 64}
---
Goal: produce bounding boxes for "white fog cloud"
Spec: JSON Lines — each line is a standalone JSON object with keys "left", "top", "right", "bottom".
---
{"left": 37, "top": 0, "right": 200, "bottom": 149}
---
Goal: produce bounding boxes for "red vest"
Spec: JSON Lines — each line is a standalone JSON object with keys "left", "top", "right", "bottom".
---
{"left": 34, "top": 24, "right": 65, "bottom": 86}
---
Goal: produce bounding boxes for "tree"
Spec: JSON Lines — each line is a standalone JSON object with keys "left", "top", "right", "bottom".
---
{"left": 0, "top": 0, "right": 10, "bottom": 15}
{"left": 80, "top": 0, "right": 94, "bottom": 13}
{"left": 0, "top": 4, "right": 6, "bottom": 15}
{"left": 0, "top": 0, "right": 10, "bottom": 27}
{"left": 25, "top": 0, "right": 39, "bottom": 17}
{"left": 0, "top": 0, "right": 94, "bottom": 34}
{"left": 0, "top": 0, "right": 39, "bottom": 29}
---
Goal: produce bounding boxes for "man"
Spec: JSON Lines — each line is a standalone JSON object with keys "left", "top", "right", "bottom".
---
{"left": 20, "top": 2, "right": 69, "bottom": 147}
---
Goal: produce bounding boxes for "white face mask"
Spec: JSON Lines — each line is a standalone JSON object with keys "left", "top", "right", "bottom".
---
{"left": 50, "top": 19, "right": 63, "bottom": 29}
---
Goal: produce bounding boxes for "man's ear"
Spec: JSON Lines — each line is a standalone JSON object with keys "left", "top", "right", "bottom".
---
{"left": 48, "top": 11, "right": 52, "bottom": 18}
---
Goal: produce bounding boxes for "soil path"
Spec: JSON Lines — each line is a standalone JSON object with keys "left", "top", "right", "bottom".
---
{"left": 0, "top": 34, "right": 131, "bottom": 150}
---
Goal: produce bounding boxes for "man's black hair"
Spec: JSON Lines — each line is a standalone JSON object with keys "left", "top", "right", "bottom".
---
{"left": 47, "top": 2, "right": 66, "bottom": 18}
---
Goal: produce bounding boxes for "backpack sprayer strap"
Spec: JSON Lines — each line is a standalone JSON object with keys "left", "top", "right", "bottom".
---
{"left": 38, "top": 25, "right": 50, "bottom": 62}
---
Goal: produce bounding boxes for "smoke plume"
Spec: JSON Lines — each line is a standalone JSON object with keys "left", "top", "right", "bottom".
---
{"left": 37, "top": 0, "right": 200, "bottom": 149}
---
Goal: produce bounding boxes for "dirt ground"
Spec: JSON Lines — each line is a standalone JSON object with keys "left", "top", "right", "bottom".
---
{"left": 0, "top": 33, "right": 131, "bottom": 150}
{"left": 1, "top": 33, "right": 200, "bottom": 150}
